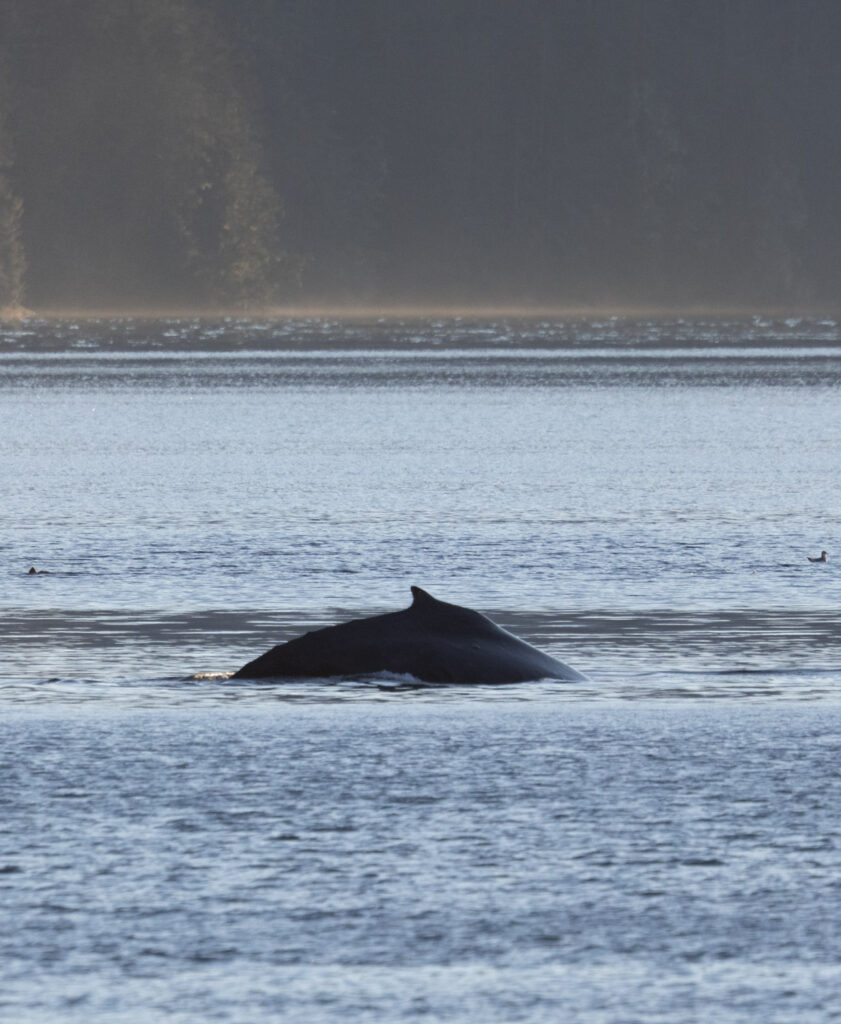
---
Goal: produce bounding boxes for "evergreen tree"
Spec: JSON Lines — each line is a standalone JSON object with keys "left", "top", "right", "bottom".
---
{"left": 0, "top": 59, "right": 25, "bottom": 313}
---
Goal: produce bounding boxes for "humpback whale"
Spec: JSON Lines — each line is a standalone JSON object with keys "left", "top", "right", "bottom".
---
{"left": 233, "top": 586, "right": 586, "bottom": 683}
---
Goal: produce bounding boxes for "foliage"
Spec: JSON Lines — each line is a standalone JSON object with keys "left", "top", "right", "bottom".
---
{"left": 0, "top": 58, "right": 25, "bottom": 312}
{"left": 1, "top": 0, "right": 839, "bottom": 309}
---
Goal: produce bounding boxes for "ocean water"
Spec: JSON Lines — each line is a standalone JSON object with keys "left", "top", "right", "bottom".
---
{"left": 1, "top": 314, "right": 840, "bottom": 1022}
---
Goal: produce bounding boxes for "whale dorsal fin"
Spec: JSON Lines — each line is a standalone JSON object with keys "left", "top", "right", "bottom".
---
{"left": 410, "top": 585, "right": 439, "bottom": 608}
{"left": 409, "top": 585, "right": 498, "bottom": 637}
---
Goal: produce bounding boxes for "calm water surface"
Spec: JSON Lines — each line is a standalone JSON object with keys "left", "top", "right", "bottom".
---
{"left": 1, "top": 315, "right": 840, "bottom": 1022}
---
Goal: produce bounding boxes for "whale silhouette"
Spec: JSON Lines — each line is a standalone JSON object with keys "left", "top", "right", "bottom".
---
{"left": 233, "top": 586, "right": 586, "bottom": 683}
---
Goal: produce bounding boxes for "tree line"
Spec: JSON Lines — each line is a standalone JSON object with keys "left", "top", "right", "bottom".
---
{"left": 1, "top": 0, "right": 840, "bottom": 312}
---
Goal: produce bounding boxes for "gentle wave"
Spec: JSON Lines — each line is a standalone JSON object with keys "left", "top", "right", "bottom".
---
{"left": 2, "top": 607, "right": 840, "bottom": 704}
{"left": 2, "top": 313, "right": 841, "bottom": 354}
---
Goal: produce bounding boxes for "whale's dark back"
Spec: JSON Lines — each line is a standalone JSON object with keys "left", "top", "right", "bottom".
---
{"left": 233, "top": 586, "right": 584, "bottom": 683}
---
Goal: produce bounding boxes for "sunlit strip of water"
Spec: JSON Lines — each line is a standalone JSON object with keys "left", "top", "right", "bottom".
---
{"left": 3, "top": 346, "right": 841, "bottom": 361}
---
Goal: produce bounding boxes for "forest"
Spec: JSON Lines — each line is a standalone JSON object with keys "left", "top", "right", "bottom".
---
{"left": 1, "top": 0, "right": 840, "bottom": 312}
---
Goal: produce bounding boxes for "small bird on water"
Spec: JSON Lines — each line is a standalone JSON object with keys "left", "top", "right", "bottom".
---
{"left": 808, "top": 550, "right": 828, "bottom": 563}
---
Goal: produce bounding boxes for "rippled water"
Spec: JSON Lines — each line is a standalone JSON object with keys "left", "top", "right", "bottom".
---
{"left": 2, "top": 315, "right": 840, "bottom": 1022}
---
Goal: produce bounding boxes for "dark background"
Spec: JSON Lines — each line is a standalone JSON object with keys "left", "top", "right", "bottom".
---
{"left": 1, "top": 0, "right": 839, "bottom": 311}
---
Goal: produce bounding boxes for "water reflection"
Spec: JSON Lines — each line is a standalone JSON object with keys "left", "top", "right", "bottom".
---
{"left": 2, "top": 669, "right": 839, "bottom": 711}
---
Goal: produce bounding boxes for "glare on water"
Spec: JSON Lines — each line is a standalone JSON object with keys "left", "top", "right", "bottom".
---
{"left": 1, "top": 316, "right": 840, "bottom": 1023}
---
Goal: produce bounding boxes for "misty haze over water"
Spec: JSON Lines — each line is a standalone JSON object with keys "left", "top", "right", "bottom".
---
{"left": 2, "top": 1, "right": 841, "bottom": 312}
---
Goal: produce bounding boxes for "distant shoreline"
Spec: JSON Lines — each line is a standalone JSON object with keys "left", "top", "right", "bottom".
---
{"left": 4, "top": 304, "right": 841, "bottom": 322}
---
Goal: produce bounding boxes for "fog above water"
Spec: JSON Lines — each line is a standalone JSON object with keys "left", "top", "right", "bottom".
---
{"left": 2, "top": 1, "right": 841, "bottom": 314}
